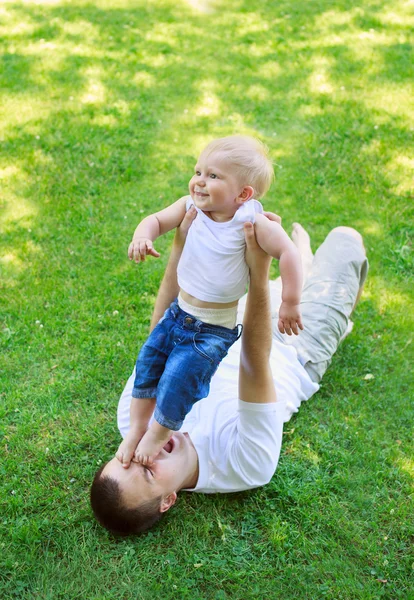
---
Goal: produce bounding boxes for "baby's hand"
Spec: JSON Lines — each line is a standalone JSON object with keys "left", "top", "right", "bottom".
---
{"left": 128, "top": 237, "right": 160, "bottom": 263}
{"left": 278, "top": 301, "right": 304, "bottom": 336}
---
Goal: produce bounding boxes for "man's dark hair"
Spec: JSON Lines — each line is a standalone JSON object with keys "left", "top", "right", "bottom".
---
{"left": 90, "top": 464, "right": 163, "bottom": 536}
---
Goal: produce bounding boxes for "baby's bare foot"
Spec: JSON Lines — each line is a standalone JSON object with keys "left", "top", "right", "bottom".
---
{"left": 135, "top": 424, "right": 172, "bottom": 466}
{"left": 116, "top": 429, "right": 145, "bottom": 468}
{"left": 292, "top": 223, "right": 311, "bottom": 250}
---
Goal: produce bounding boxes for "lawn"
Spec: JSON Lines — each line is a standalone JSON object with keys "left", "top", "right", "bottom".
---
{"left": 1, "top": 0, "right": 413, "bottom": 598}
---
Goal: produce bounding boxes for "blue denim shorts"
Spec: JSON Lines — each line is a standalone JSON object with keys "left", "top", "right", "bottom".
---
{"left": 132, "top": 299, "right": 242, "bottom": 430}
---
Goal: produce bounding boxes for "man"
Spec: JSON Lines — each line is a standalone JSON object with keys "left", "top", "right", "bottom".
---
{"left": 90, "top": 214, "right": 368, "bottom": 535}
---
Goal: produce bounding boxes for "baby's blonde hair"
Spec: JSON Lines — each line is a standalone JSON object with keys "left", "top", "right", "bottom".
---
{"left": 199, "top": 135, "right": 274, "bottom": 198}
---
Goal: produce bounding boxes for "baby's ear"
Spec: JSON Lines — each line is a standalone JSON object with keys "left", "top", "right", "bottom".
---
{"left": 237, "top": 186, "right": 254, "bottom": 205}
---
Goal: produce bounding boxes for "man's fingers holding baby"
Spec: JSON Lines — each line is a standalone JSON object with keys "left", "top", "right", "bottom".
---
{"left": 181, "top": 206, "right": 197, "bottom": 233}
{"left": 174, "top": 206, "right": 197, "bottom": 249}
{"left": 262, "top": 211, "right": 282, "bottom": 225}
{"left": 244, "top": 222, "right": 272, "bottom": 275}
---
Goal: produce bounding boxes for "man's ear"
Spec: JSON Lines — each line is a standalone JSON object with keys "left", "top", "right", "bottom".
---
{"left": 160, "top": 492, "right": 177, "bottom": 513}
{"left": 236, "top": 186, "right": 254, "bottom": 205}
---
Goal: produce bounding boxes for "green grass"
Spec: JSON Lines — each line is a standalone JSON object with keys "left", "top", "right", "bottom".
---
{"left": 1, "top": 0, "right": 413, "bottom": 598}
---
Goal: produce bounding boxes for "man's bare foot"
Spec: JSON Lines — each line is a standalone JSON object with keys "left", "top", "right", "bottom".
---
{"left": 135, "top": 422, "right": 172, "bottom": 466}
{"left": 116, "top": 428, "right": 146, "bottom": 469}
{"left": 292, "top": 223, "right": 313, "bottom": 280}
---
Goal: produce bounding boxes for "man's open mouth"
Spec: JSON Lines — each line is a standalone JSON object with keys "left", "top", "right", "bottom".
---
{"left": 163, "top": 437, "right": 175, "bottom": 453}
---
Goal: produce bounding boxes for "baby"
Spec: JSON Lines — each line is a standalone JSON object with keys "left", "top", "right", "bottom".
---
{"left": 116, "top": 135, "right": 303, "bottom": 467}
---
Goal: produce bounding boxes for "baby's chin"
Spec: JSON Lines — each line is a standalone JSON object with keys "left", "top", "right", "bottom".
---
{"left": 191, "top": 196, "right": 205, "bottom": 209}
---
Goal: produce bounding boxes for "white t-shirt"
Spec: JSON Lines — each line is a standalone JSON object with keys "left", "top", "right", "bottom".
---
{"left": 117, "top": 332, "right": 319, "bottom": 494}
{"left": 177, "top": 197, "right": 263, "bottom": 303}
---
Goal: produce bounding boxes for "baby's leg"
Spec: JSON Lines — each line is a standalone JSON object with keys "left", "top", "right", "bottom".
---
{"left": 134, "top": 323, "right": 240, "bottom": 465}
{"left": 135, "top": 421, "right": 172, "bottom": 466}
{"left": 116, "top": 397, "right": 155, "bottom": 468}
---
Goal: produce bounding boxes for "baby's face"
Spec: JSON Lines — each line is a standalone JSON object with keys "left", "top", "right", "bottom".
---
{"left": 189, "top": 151, "right": 246, "bottom": 218}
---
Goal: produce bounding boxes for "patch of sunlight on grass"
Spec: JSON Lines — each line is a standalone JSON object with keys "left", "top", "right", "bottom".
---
{"left": 90, "top": 114, "right": 118, "bottom": 128}
{"left": 361, "top": 139, "right": 383, "bottom": 157}
{"left": 0, "top": 252, "right": 25, "bottom": 272}
{"left": 1, "top": 195, "right": 38, "bottom": 227}
{"left": 377, "top": 288, "right": 412, "bottom": 314}
{"left": 239, "top": 42, "right": 274, "bottom": 58}
{"left": 237, "top": 16, "right": 271, "bottom": 36}
{"left": 362, "top": 222, "right": 383, "bottom": 236}
{"left": 0, "top": 166, "right": 20, "bottom": 180}
{"left": 317, "top": 7, "right": 359, "bottom": 28}
{"left": 112, "top": 100, "right": 131, "bottom": 117}
{"left": 80, "top": 67, "right": 107, "bottom": 105}
{"left": 257, "top": 61, "right": 282, "bottom": 80}
{"left": 194, "top": 81, "right": 221, "bottom": 118}
{"left": 378, "top": 0, "right": 414, "bottom": 27}
{"left": 140, "top": 48, "right": 183, "bottom": 68}
{"left": 298, "top": 104, "right": 325, "bottom": 117}
{"left": 182, "top": 0, "right": 213, "bottom": 13}
{"left": 133, "top": 71, "right": 156, "bottom": 88}
{"left": 144, "top": 22, "right": 180, "bottom": 46}
{"left": 270, "top": 147, "right": 289, "bottom": 161}
{"left": 397, "top": 456, "right": 414, "bottom": 480}
{"left": 17, "top": 0, "right": 61, "bottom": 4}
{"left": 0, "top": 19, "right": 36, "bottom": 36}
{"left": 294, "top": 6, "right": 402, "bottom": 62}
{"left": 302, "top": 445, "right": 321, "bottom": 465}
{"left": 308, "top": 56, "right": 335, "bottom": 95}
{"left": 60, "top": 18, "right": 100, "bottom": 39}
{"left": 0, "top": 98, "right": 53, "bottom": 131}
{"left": 385, "top": 154, "right": 414, "bottom": 195}
{"left": 363, "top": 84, "right": 414, "bottom": 121}
{"left": 246, "top": 84, "right": 270, "bottom": 102}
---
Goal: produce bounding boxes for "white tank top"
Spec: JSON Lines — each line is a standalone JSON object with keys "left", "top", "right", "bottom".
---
{"left": 177, "top": 196, "right": 263, "bottom": 303}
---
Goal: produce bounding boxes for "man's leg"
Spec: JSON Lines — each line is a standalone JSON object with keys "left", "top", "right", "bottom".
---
{"left": 273, "top": 225, "right": 368, "bottom": 383}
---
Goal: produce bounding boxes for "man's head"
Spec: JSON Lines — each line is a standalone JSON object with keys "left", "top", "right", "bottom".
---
{"left": 90, "top": 432, "right": 198, "bottom": 535}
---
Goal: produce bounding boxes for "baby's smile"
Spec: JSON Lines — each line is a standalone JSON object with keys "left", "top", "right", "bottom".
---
{"left": 194, "top": 188, "right": 209, "bottom": 197}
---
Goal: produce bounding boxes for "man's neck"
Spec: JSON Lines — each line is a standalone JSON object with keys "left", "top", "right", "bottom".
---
{"left": 182, "top": 434, "right": 199, "bottom": 490}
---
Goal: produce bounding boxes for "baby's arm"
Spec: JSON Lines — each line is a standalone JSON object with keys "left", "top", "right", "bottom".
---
{"left": 129, "top": 196, "right": 188, "bottom": 263}
{"left": 255, "top": 213, "right": 303, "bottom": 336}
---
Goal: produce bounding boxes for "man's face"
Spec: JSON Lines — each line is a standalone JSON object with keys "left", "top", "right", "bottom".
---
{"left": 188, "top": 151, "right": 246, "bottom": 218}
{"left": 103, "top": 432, "right": 198, "bottom": 511}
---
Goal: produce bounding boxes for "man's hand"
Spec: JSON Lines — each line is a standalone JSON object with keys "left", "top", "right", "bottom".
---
{"left": 263, "top": 211, "right": 282, "bottom": 225}
{"left": 244, "top": 219, "right": 273, "bottom": 280}
{"left": 128, "top": 238, "right": 160, "bottom": 263}
{"left": 278, "top": 301, "right": 303, "bottom": 336}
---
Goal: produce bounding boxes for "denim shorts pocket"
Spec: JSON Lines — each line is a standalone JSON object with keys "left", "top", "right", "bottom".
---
{"left": 192, "top": 332, "right": 234, "bottom": 365}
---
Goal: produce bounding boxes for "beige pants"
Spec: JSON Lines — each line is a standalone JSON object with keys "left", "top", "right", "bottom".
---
{"left": 271, "top": 230, "right": 368, "bottom": 383}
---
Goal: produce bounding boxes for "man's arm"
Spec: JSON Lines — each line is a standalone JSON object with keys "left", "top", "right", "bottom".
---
{"left": 150, "top": 206, "right": 197, "bottom": 330}
{"left": 238, "top": 221, "right": 277, "bottom": 405}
